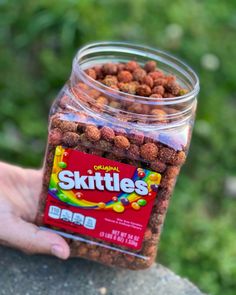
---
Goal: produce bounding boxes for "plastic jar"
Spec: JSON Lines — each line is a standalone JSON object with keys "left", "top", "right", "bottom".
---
{"left": 37, "top": 42, "right": 199, "bottom": 270}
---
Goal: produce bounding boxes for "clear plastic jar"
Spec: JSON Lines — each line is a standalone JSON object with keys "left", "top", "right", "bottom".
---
{"left": 37, "top": 42, "right": 199, "bottom": 269}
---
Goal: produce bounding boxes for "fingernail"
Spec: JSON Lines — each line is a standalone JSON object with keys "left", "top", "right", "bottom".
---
{"left": 51, "top": 244, "right": 65, "bottom": 259}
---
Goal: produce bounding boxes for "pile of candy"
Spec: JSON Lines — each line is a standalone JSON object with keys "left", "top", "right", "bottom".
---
{"left": 86, "top": 60, "right": 187, "bottom": 99}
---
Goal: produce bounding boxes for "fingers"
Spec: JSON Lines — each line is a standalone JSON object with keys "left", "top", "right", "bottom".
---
{"left": 0, "top": 163, "right": 70, "bottom": 259}
{"left": 2, "top": 217, "right": 70, "bottom": 259}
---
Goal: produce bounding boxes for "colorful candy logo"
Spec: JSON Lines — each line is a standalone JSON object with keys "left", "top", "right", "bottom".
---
{"left": 48, "top": 146, "right": 161, "bottom": 214}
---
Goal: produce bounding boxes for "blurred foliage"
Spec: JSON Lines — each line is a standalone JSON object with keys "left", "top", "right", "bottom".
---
{"left": 0, "top": 0, "right": 236, "bottom": 294}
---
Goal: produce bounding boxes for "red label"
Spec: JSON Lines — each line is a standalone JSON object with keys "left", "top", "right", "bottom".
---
{"left": 43, "top": 146, "right": 161, "bottom": 250}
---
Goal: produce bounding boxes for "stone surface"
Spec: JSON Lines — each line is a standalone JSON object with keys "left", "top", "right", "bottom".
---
{"left": 0, "top": 246, "right": 205, "bottom": 295}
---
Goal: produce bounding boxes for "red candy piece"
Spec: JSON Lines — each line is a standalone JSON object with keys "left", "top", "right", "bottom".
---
{"left": 75, "top": 192, "right": 83, "bottom": 200}
{"left": 138, "top": 171, "right": 145, "bottom": 178}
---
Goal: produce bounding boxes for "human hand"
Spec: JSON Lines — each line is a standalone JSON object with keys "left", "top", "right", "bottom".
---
{"left": 0, "top": 162, "right": 70, "bottom": 259}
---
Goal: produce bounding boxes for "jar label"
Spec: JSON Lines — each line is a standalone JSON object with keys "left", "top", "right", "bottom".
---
{"left": 43, "top": 146, "right": 161, "bottom": 250}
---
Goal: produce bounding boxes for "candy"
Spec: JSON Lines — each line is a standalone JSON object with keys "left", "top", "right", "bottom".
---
{"left": 112, "top": 196, "right": 118, "bottom": 202}
{"left": 127, "top": 144, "right": 140, "bottom": 159}
{"left": 150, "top": 160, "right": 167, "bottom": 173}
{"left": 138, "top": 171, "right": 145, "bottom": 178}
{"left": 85, "top": 125, "right": 101, "bottom": 142}
{"left": 49, "top": 128, "right": 63, "bottom": 145}
{"left": 58, "top": 193, "right": 68, "bottom": 202}
{"left": 63, "top": 132, "right": 80, "bottom": 147}
{"left": 137, "top": 199, "right": 147, "bottom": 206}
{"left": 130, "top": 131, "right": 144, "bottom": 146}
{"left": 151, "top": 184, "right": 159, "bottom": 192}
{"left": 144, "top": 60, "right": 157, "bottom": 72}
{"left": 149, "top": 173, "right": 159, "bottom": 181}
{"left": 114, "top": 136, "right": 130, "bottom": 149}
{"left": 148, "top": 192, "right": 153, "bottom": 197}
{"left": 131, "top": 202, "right": 140, "bottom": 210}
{"left": 85, "top": 68, "right": 97, "bottom": 80}
{"left": 140, "top": 143, "right": 158, "bottom": 161}
{"left": 98, "top": 202, "right": 106, "bottom": 209}
{"left": 101, "top": 126, "right": 115, "bottom": 142}
{"left": 75, "top": 192, "right": 83, "bottom": 200}
{"left": 133, "top": 68, "right": 146, "bottom": 82}
{"left": 158, "top": 147, "right": 176, "bottom": 164}
{"left": 58, "top": 161, "right": 67, "bottom": 169}
{"left": 120, "top": 198, "right": 130, "bottom": 206}
{"left": 103, "top": 63, "right": 118, "bottom": 75}
{"left": 118, "top": 82, "right": 138, "bottom": 94}
{"left": 117, "top": 70, "right": 133, "bottom": 83}
{"left": 136, "top": 84, "right": 152, "bottom": 97}
{"left": 113, "top": 204, "right": 125, "bottom": 213}
{"left": 51, "top": 188, "right": 58, "bottom": 194}
{"left": 103, "top": 75, "right": 118, "bottom": 87}
{"left": 125, "top": 60, "right": 139, "bottom": 72}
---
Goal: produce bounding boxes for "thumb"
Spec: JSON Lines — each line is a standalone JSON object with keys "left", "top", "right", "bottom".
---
{"left": 5, "top": 217, "right": 70, "bottom": 259}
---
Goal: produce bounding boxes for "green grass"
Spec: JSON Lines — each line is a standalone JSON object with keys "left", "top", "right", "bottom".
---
{"left": 0, "top": 1, "right": 236, "bottom": 294}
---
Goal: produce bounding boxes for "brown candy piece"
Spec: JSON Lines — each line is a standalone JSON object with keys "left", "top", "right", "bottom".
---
{"left": 140, "top": 143, "right": 158, "bottom": 161}
{"left": 114, "top": 135, "right": 130, "bottom": 149}
{"left": 101, "top": 126, "right": 115, "bottom": 142}
{"left": 133, "top": 68, "right": 146, "bottom": 82}
{"left": 158, "top": 146, "right": 177, "bottom": 164}
{"left": 103, "top": 63, "right": 118, "bottom": 75}
{"left": 117, "top": 71, "right": 133, "bottom": 83}
{"left": 144, "top": 60, "right": 157, "bottom": 72}
{"left": 85, "top": 68, "right": 97, "bottom": 80}
{"left": 150, "top": 160, "right": 167, "bottom": 173}
{"left": 136, "top": 84, "right": 152, "bottom": 96}
{"left": 103, "top": 75, "right": 118, "bottom": 87}
{"left": 127, "top": 144, "right": 140, "bottom": 160}
{"left": 48, "top": 128, "right": 63, "bottom": 145}
{"left": 124, "top": 61, "right": 139, "bottom": 72}
{"left": 85, "top": 125, "right": 101, "bottom": 142}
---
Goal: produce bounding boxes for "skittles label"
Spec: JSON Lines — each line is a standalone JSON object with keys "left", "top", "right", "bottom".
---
{"left": 43, "top": 146, "right": 161, "bottom": 250}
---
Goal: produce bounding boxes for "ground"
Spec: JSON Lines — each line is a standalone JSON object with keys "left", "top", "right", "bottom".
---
{"left": 0, "top": 246, "right": 205, "bottom": 295}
